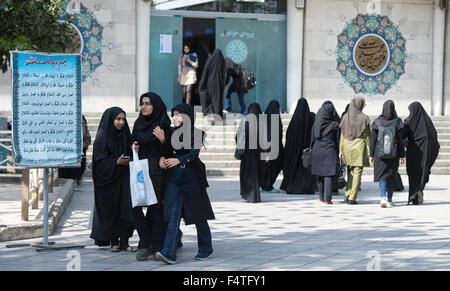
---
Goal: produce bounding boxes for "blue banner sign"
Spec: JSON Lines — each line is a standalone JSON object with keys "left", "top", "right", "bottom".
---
{"left": 11, "top": 51, "right": 82, "bottom": 168}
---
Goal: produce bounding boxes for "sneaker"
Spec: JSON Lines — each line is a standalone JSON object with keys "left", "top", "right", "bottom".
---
{"left": 380, "top": 198, "right": 387, "bottom": 208}
{"left": 155, "top": 251, "right": 176, "bottom": 265}
{"left": 136, "top": 247, "right": 153, "bottom": 261}
{"left": 387, "top": 200, "right": 395, "bottom": 208}
{"left": 195, "top": 252, "right": 213, "bottom": 261}
{"left": 323, "top": 201, "right": 333, "bottom": 205}
{"left": 222, "top": 109, "right": 229, "bottom": 114}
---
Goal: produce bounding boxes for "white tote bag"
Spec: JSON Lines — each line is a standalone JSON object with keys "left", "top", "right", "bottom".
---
{"left": 129, "top": 147, "right": 158, "bottom": 207}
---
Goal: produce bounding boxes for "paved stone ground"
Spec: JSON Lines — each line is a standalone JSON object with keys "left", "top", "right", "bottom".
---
{"left": 1, "top": 174, "right": 450, "bottom": 271}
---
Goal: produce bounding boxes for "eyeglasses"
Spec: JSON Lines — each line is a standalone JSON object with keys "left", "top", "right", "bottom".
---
{"left": 140, "top": 102, "right": 152, "bottom": 107}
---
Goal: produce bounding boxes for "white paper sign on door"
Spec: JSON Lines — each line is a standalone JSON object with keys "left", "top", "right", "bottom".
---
{"left": 159, "top": 34, "right": 173, "bottom": 54}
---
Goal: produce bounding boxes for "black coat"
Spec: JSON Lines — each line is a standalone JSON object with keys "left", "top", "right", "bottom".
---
{"left": 311, "top": 127, "right": 339, "bottom": 177}
{"left": 162, "top": 142, "right": 215, "bottom": 225}
{"left": 370, "top": 118, "right": 405, "bottom": 182}
{"left": 225, "top": 58, "right": 248, "bottom": 94}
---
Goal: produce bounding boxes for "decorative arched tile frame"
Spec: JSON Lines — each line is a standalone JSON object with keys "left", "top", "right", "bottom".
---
{"left": 60, "top": 1, "right": 103, "bottom": 82}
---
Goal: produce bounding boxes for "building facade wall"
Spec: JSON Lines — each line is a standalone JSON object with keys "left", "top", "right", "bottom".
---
{"left": 0, "top": 0, "right": 136, "bottom": 113}
{"left": 302, "top": 0, "right": 435, "bottom": 116}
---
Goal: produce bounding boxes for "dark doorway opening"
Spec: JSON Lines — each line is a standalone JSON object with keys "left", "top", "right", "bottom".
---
{"left": 182, "top": 17, "right": 215, "bottom": 106}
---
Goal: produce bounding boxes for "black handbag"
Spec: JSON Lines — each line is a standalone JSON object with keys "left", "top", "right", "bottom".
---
{"left": 336, "top": 158, "right": 347, "bottom": 189}
{"left": 302, "top": 147, "right": 312, "bottom": 168}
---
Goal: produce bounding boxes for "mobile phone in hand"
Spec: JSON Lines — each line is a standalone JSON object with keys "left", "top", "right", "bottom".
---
{"left": 122, "top": 156, "right": 130, "bottom": 160}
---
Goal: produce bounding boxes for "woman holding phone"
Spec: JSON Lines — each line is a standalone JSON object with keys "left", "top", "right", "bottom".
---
{"left": 90, "top": 107, "right": 136, "bottom": 252}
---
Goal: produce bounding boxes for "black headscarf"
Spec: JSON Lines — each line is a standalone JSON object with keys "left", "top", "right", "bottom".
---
{"left": 93, "top": 107, "right": 132, "bottom": 163}
{"left": 264, "top": 100, "right": 282, "bottom": 142}
{"left": 171, "top": 103, "right": 206, "bottom": 150}
{"left": 132, "top": 92, "right": 171, "bottom": 145}
{"left": 380, "top": 100, "right": 398, "bottom": 121}
{"left": 199, "top": 49, "right": 226, "bottom": 117}
{"left": 314, "top": 102, "right": 339, "bottom": 139}
{"left": 404, "top": 102, "right": 438, "bottom": 141}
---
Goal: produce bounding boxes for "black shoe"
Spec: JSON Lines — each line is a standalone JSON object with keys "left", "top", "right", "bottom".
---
{"left": 136, "top": 247, "right": 154, "bottom": 261}
{"left": 348, "top": 199, "right": 357, "bottom": 205}
{"left": 344, "top": 196, "right": 349, "bottom": 204}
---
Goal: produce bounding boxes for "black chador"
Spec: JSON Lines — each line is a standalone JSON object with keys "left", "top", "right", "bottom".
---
{"left": 198, "top": 49, "right": 226, "bottom": 118}
{"left": 280, "top": 98, "right": 315, "bottom": 194}
{"left": 90, "top": 107, "right": 134, "bottom": 249}
{"left": 237, "top": 103, "right": 264, "bottom": 203}
{"left": 403, "top": 102, "right": 440, "bottom": 205}
{"left": 260, "top": 100, "right": 284, "bottom": 192}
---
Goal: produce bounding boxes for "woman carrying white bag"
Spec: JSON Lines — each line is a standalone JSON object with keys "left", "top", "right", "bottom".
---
{"left": 131, "top": 92, "right": 179, "bottom": 262}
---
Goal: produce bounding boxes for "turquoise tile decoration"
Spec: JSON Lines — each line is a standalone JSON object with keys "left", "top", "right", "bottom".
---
{"left": 336, "top": 14, "right": 406, "bottom": 95}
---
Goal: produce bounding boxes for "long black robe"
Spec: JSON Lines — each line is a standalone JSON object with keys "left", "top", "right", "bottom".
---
{"left": 280, "top": 98, "right": 315, "bottom": 194}
{"left": 238, "top": 103, "right": 264, "bottom": 202}
{"left": 199, "top": 49, "right": 226, "bottom": 118}
{"left": 90, "top": 107, "right": 134, "bottom": 245}
{"left": 403, "top": 102, "right": 440, "bottom": 204}
{"left": 261, "top": 100, "right": 284, "bottom": 191}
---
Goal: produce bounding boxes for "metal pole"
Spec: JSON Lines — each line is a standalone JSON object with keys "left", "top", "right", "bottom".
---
{"left": 43, "top": 168, "right": 49, "bottom": 246}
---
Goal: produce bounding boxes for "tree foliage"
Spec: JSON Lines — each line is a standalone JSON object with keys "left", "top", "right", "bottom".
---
{"left": 0, "top": 0, "right": 74, "bottom": 72}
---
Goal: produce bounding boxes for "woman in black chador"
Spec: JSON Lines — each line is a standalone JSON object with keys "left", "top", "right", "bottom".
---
{"left": 90, "top": 107, "right": 135, "bottom": 252}
{"left": 131, "top": 92, "right": 173, "bottom": 261}
{"left": 311, "top": 102, "right": 340, "bottom": 204}
{"left": 198, "top": 49, "right": 226, "bottom": 118}
{"left": 403, "top": 102, "right": 440, "bottom": 205}
{"left": 237, "top": 103, "right": 264, "bottom": 203}
{"left": 280, "top": 98, "right": 315, "bottom": 194}
{"left": 261, "top": 100, "right": 284, "bottom": 193}
{"left": 155, "top": 103, "right": 215, "bottom": 264}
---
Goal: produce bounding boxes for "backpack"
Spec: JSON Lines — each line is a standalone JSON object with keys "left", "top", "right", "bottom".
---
{"left": 375, "top": 119, "right": 398, "bottom": 159}
{"left": 239, "top": 66, "right": 256, "bottom": 90}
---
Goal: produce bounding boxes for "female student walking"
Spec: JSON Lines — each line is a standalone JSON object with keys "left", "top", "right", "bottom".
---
{"left": 155, "top": 103, "right": 215, "bottom": 264}
{"left": 339, "top": 97, "right": 371, "bottom": 204}
{"left": 90, "top": 107, "right": 135, "bottom": 252}
{"left": 131, "top": 92, "right": 172, "bottom": 261}
{"left": 311, "top": 102, "right": 340, "bottom": 204}
{"left": 369, "top": 100, "right": 406, "bottom": 208}
{"left": 403, "top": 102, "right": 440, "bottom": 205}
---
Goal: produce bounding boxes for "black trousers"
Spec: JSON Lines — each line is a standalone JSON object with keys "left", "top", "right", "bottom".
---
{"left": 131, "top": 206, "right": 166, "bottom": 251}
{"left": 318, "top": 176, "right": 333, "bottom": 202}
{"left": 182, "top": 84, "right": 194, "bottom": 105}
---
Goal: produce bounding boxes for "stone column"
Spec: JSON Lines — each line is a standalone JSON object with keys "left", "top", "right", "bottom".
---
{"left": 136, "top": 0, "right": 151, "bottom": 111}
{"left": 432, "top": 0, "right": 446, "bottom": 116}
{"left": 286, "top": 0, "right": 305, "bottom": 113}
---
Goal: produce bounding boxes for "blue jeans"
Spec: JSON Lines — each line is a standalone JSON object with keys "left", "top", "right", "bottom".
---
{"left": 225, "top": 90, "right": 246, "bottom": 115}
{"left": 160, "top": 192, "right": 213, "bottom": 261}
{"left": 379, "top": 176, "right": 395, "bottom": 200}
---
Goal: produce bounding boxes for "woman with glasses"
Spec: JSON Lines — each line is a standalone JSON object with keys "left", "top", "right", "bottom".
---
{"left": 131, "top": 92, "right": 176, "bottom": 261}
